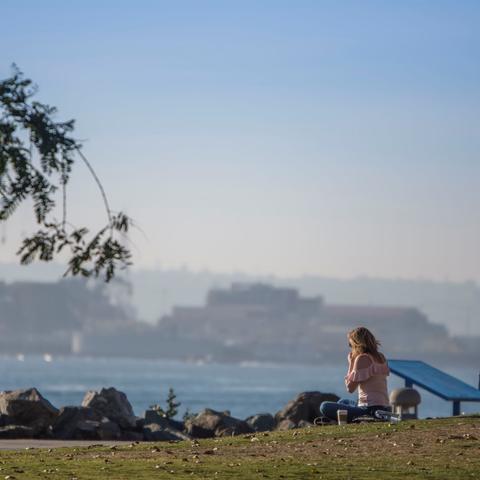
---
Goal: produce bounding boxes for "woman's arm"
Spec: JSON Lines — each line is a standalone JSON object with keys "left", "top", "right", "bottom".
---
{"left": 347, "top": 352, "right": 354, "bottom": 373}
{"left": 345, "top": 354, "right": 372, "bottom": 393}
{"left": 345, "top": 376, "right": 358, "bottom": 394}
{"left": 345, "top": 352, "right": 357, "bottom": 393}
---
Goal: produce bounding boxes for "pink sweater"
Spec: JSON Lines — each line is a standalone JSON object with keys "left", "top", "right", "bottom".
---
{"left": 344, "top": 353, "right": 390, "bottom": 407}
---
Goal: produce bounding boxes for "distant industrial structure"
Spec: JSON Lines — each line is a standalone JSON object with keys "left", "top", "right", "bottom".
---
{"left": 158, "top": 283, "right": 460, "bottom": 363}
{"left": 0, "top": 280, "right": 477, "bottom": 365}
{"left": 0, "top": 278, "right": 132, "bottom": 355}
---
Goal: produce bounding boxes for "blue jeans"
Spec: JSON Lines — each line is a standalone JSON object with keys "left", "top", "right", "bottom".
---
{"left": 320, "top": 398, "right": 388, "bottom": 423}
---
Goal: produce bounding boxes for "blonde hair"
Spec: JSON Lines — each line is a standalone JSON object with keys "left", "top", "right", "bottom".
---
{"left": 348, "top": 327, "right": 386, "bottom": 363}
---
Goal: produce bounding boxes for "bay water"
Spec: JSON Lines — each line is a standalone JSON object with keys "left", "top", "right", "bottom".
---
{"left": 0, "top": 356, "right": 478, "bottom": 420}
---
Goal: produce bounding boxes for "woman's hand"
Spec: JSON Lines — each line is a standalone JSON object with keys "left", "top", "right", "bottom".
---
{"left": 345, "top": 352, "right": 358, "bottom": 392}
{"left": 347, "top": 351, "right": 354, "bottom": 373}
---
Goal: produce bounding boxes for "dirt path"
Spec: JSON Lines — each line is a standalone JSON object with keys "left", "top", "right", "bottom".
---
{"left": 0, "top": 439, "right": 129, "bottom": 450}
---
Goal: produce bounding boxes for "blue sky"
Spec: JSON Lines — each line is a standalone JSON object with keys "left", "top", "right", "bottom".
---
{"left": 1, "top": 1, "right": 479, "bottom": 281}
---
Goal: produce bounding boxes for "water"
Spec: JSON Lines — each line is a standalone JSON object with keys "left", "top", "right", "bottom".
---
{"left": 0, "top": 356, "right": 478, "bottom": 420}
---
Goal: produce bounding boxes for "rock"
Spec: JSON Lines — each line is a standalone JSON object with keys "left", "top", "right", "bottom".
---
{"left": 275, "top": 391, "right": 339, "bottom": 428}
{"left": 73, "top": 420, "right": 100, "bottom": 439}
{"left": 115, "top": 417, "right": 145, "bottom": 440}
{"left": 0, "top": 388, "right": 58, "bottom": 435}
{"left": 141, "top": 410, "right": 189, "bottom": 441}
{"left": 0, "top": 414, "right": 9, "bottom": 427}
{"left": 185, "top": 409, "right": 253, "bottom": 438}
{"left": 82, "top": 387, "right": 136, "bottom": 429}
{"left": 53, "top": 406, "right": 102, "bottom": 439}
{"left": 275, "top": 419, "right": 297, "bottom": 431}
{"left": 135, "top": 417, "right": 146, "bottom": 430}
{"left": 120, "top": 430, "right": 144, "bottom": 441}
{"left": 144, "top": 410, "right": 184, "bottom": 432}
{"left": 97, "top": 418, "right": 122, "bottom": 440}
{"left": 52, "top": 406, "right": 121, "bottom": 440}
{"left": 143, "top": 423, "right": 191, "bottom": 441}
{"left": 0, "top": 425, "right": 35, "bottom": 439}
{"left": 245, "top": 413, "right": 275, "bottom": 432}
{"left": 297, "top": 420, "right": 313, "bottom": 428}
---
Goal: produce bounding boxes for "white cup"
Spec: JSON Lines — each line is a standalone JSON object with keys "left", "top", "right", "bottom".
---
{"left": 337, "top": 409, "right": 348, "bottom": 425}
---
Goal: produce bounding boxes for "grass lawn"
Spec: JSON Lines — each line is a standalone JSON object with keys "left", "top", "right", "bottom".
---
{"left": 0, "top": 416, "right": 479, "bottom": 479}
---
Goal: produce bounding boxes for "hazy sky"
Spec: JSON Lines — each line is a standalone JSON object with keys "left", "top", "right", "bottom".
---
{"left": 1, "top": 1, "right": 479, "bottom": 281}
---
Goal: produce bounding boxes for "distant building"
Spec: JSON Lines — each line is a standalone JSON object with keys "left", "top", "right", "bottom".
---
{"left": 158, "top": 283, "right": 463, "bottom": 364}
{"left": 0, "top": 278, "right": 134, "bottom": 355}
{"left": 208, "top": 283, "right": 323, "bottom": 316}
{"left": 1, "top": 280, "right": 475, "bottom": 364}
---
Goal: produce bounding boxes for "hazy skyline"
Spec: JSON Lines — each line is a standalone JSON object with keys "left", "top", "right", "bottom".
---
{"left": 1, "top": 1, "right": 479, "bottom": 282}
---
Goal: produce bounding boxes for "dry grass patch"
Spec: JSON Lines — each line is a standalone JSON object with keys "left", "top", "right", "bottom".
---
{"left": 0, "top": 416, "right": 478, "bottom": 479}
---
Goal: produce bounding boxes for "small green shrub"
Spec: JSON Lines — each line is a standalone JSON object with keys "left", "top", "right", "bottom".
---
{"left": 150, "top": 387, "right": 181, "bottom": 419}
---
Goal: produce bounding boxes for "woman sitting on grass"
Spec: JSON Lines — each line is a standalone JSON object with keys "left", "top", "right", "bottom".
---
{"left": 320, "top": 327, "right": 390, "bottom": 423}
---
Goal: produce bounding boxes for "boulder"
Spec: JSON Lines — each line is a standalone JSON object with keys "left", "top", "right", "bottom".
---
{"left": 121, "top": 430, "right": 144, "bottom": 441}
{"left": 118, "top": 417, "right": 148, "bottom": 441}
{"left": 82, "top": 387, "right": 136, "bottom": 429}
{"left": 297, "top": 419, "right": 314, "bottom": 428}
{"left": 276, "top": 419, "right": 297, "bottom": 431}
{"left": 185, "top": 409, "right": 253, "bottom": 438}
{"left": 143, "top": 423, "right": 191, "bottom": 441}
{"left": 245, "top": 413, "right": 276, "bottom": 432}
{"left": 0, "top": 388, "right": 58, "bottom": 435}
{"left": 275, "top": 391, "right": 339, "bottom": 428}
{"left": 0, "top": 425, "right": 35, "bottom": 439}
{"left": 144, "top": 409, "right": 184, "bottom": 431}
{"left": 97, "top": 418, "right": 122, "bottom": 440}
{"left": 52, "top": 406, "right": 121, "bottom": 440}
{"left": 134, "top": 417, "right": 146, "bottom": 431}
{"left": 69, "top": 418, "right": 121, "bottom": 440}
